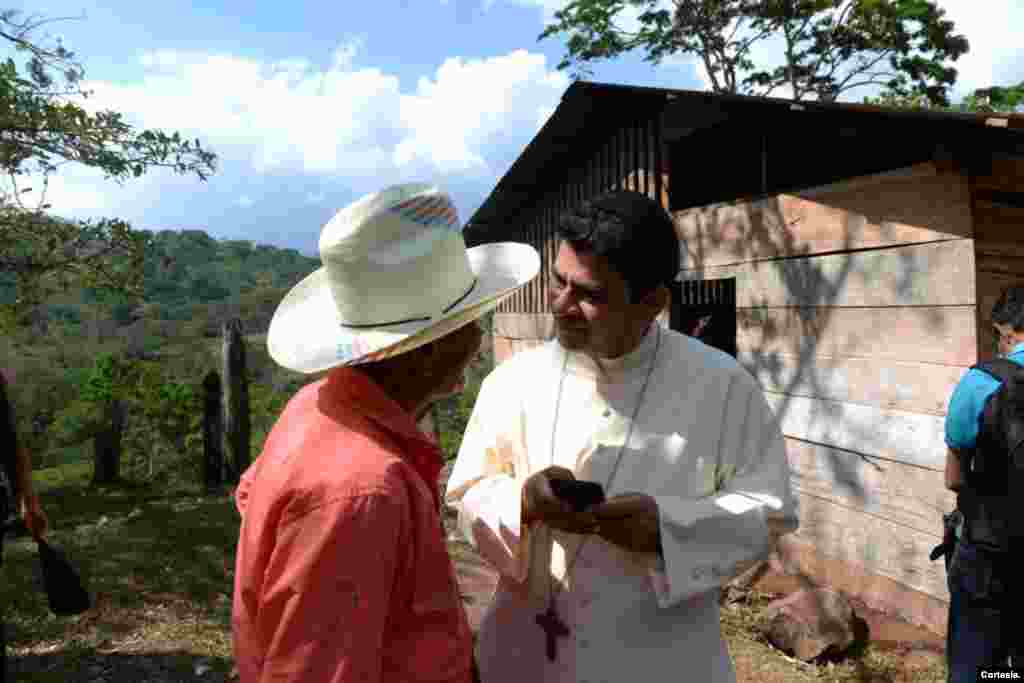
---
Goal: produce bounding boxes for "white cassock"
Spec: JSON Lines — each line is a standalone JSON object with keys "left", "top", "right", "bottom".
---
{"left": 446, "top": 323, "right": 799, "bottom": 683}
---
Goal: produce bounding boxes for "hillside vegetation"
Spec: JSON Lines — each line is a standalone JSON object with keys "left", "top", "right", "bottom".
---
{"left": 1, "top": 227, "right": 493, "bottom": 485}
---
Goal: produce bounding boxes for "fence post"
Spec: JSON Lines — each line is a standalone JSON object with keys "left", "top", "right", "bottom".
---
{"left": 203, "top": 370, "right": 224, "bottom": 492}
{"left": 222, "top": 319, "right": 251, "bottom": 483}
{"left": 92, "top": 399, "right": 124, "bottom": 485}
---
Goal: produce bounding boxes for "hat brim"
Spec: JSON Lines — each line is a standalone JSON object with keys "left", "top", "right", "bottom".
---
{"left": 267, "top": 242, "right": 541, "bottom": 374}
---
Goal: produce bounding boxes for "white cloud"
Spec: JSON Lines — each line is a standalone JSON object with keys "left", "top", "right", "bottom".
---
{"left": 934, "top": 0, "right": 1024, "bottom": 99}
{"left": 396, "top": 50, "right": 568, "bottom": 173}
{"left": 76, "top": 41, "right": 566, "bottom": 181}
{"left": 37, "top": 40, "right": 568, "bottom": 234}
{"left": 83, "top": 43, "right": 408, "bottom": 178}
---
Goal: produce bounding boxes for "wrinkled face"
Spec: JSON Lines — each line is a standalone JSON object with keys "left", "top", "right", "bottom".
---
{"left": 548, "top": 241, "right": 655, "bottom": 359}
{"left": 994, "top": 322, "right": 1017, "bottom": 357}
{"left": 426, "top": 320, "right": 483, "bottom": 402}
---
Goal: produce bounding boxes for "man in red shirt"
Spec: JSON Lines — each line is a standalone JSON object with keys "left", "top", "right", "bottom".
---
{"left": 232, "top": 183, "right": 539, "bottom": 683}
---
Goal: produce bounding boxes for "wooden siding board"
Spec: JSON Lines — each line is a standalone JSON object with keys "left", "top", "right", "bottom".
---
{"left": 683, "top": 239, "right": 975, "bottom": 307}
{"left": 767, "top": 393, "right": 947, "bottom": 470}
{"left": 674, "top": 165, "right": 973, "bottom": 269}
{"left": 786, "top": 438, "right": 954, "bottom": 536}
{"left": 790, "top": 490, "right": 948, "bottom": 602}
{"left": 740, "top": 352, "right": 965, "bottom": 416}
{"left": 972, "top": 203, "right": 1024, "bottom": 243}
{"left": 737, "top": 306, "right": 978, "bottom": 367}
{"left": 973, "top": 155, "right": 1024, "bottom": 193}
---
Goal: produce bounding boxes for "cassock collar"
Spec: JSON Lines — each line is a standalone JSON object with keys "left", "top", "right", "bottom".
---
{"left": 559, "top": 321, "right": 660, "bottom": 380}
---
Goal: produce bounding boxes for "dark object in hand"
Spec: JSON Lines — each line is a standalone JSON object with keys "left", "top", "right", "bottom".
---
{"left": 550, "top": 479, "right": 605, "bottom": 512}
{"left": 37, "top": 539, "right": 91, "bottom": 616}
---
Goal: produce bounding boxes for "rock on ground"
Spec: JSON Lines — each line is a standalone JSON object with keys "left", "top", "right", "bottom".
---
{"left": 763, "top": 587, "right": 859, "bottom": 661}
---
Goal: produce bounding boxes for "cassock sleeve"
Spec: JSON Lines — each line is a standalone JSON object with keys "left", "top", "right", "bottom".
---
{"left": 445, "top": 368, "right": 531, "bottom": 582}
{"left": 649, "top": 368, "right": 799, "bottom": 608}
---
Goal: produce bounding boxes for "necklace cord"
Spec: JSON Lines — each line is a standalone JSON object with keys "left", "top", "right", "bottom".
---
{"left": 545, "top": 324, "right": 662, "bottom": 608}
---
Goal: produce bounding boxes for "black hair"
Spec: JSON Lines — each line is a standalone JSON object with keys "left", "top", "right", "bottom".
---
{"left": 0, "top": 374, "right": 19, "bottom": 501}
{"left": 555, "top": 190, "right": 680, "bottom": 302}
{"left": 991, "top": 285, "right": 1024, "bottom": 331}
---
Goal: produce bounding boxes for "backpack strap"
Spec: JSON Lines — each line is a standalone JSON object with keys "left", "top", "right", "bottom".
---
{"left": 971, "top": 358, "right": 1024, "bottom": 385}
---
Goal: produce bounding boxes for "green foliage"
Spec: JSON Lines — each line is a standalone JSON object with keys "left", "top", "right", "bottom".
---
{"left": 540, "top": 0, "right": 969, "bottom": 104}
{"left": 0, "top": 10, "right": 218, "bottom": 330}
{"left": 962, "top": 82, "right": 1024, "bottom": 113}
{"left": 249, "top": 378, "right": 303, "bottom": 454}
{"left": 864, "top": 79, "right": 1024, "bottom": 112}
{"left": 0, "top": 226, "right": 318, "bottom": 326}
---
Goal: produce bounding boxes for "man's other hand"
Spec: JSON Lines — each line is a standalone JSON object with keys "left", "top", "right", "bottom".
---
{"left": 521, "top": 467, "right": 598, "bottom": 534}
{"left": 589, "top": 493, "right": 661, "bottom": 554}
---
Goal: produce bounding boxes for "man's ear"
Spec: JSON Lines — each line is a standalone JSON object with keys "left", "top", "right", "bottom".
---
{"left": 639, "top": 284, "right": 671, "bottom": 316}
{"left": 418, "top": 339, "right": 445, "bottom": 376}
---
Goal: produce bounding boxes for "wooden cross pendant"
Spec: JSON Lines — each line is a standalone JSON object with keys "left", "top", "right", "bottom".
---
{"left": 535, "top": 603, "right": 570, "bottom": 662}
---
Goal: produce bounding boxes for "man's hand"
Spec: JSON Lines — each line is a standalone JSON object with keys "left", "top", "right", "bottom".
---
{"left": 521, "top": 467, "right": 599, "bottom": 534}
{"left": 589, "top": 493, "right": 661, "bottom": 554}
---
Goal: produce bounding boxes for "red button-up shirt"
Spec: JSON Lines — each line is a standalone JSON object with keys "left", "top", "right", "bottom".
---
{"left": 232, "top": 367, "right": 473, "bottom": 683}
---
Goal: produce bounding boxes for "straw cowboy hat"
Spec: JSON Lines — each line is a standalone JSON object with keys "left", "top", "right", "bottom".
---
{"left": 267, "top": 183, "right": 540, "bottom": 373}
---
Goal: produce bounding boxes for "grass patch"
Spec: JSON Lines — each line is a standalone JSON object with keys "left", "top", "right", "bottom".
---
{"left": 3, "top": 464, "right": 239, "bottom": 680}
{"left": 5, "top": 461, "right": 947, "bottom": 682}
{"left": 717, "top": 591, "right": 946, "bottom": 682}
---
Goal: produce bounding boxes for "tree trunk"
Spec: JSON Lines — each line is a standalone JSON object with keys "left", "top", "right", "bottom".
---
{"left": 92, "top": 399, "right": 124, "bottom": 485}
{"left": 203, "top": 370, "right": 224, "bottom": 492}
{"left": 222, "top": 319, "right": 250, "bottom": 484}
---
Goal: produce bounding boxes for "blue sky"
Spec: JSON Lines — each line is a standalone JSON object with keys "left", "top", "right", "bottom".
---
{"left": 6, "top": 0, "right": 1023, "bottom": 257}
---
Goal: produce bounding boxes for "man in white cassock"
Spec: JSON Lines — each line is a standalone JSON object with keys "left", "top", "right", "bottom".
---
{"left": 446, "top": 190, "right": 799, "bottom": 683}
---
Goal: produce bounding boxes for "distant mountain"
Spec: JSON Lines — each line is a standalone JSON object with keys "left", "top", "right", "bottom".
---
{"left": 5, "top": 227, "right": 321, "bottom": 335}
{"left": 139, "top": 228, "right": 320, "bottom": 309}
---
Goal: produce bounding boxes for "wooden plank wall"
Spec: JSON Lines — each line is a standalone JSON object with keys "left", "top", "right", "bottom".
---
{"left": 674, "top": 162, "right": 975, "bottom": 629}
{"left": 972, "top": 154, "right": 1024, "bottom": 361}
{"left": 493, "top": 114, "right": 669, "bottom": 364}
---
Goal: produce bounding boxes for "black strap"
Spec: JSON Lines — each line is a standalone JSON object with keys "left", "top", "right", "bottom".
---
{"left": 971, "top": 358, "right": 1024, "bottom": 384}
{"left": 338, "top": 278, "right": 478, "bottom": 329}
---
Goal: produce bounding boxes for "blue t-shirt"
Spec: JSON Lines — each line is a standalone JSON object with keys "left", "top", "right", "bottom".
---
{"left": 945, "top": 342, "right": 1024, "bottom": 449}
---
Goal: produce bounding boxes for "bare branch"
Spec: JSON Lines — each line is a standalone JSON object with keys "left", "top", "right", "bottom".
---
{"left": 836, "top": 77, "right": 899, "bottom": 93}
{"left": 834, "top": 49, "right": 894, "bottom": 93}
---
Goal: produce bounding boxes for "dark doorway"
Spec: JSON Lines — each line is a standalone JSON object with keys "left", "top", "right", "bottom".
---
{"left": 669, "top": 278, "right": 737, "bottom": 358}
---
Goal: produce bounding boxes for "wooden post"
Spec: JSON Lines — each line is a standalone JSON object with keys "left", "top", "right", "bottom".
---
{"left": 222, "top": 319, "right": 251, "bottom": 484}
{"left": 203, "top": 370, "right": 224, "bottom": 492}
{"left": 92, "top": 399, "right": 124, "bottom": 485}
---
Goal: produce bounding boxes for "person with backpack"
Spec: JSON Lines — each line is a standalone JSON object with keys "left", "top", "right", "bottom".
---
{"left": 1, "top": 368, "right": 50, "bottom": 681}
{"left": 942, "top": 285, "right": 1024, "bottom": 681}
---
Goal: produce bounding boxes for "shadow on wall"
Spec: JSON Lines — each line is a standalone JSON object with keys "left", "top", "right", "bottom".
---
{"left": 675, "top": 189, "right": 963, "bottom": 594}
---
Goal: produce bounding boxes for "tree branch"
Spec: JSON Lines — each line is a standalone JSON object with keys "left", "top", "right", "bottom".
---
{"left": 834, "top": 49, "right": 893, "bottom": 93}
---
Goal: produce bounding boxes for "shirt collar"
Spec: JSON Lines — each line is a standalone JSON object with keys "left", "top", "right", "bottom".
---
{"left": 320, "top": 367, "right": 444, "bottom": 508}
{"left": 321, "top": 367, "right": 440, "bottom": 451}
{"left": 560, "top": 322, "right": 660, "bottom": 379}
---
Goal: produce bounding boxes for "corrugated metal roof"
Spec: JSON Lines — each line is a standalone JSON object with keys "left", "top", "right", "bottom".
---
{"left": 465, "top": 80, "right": 1024, "bottom": 247}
